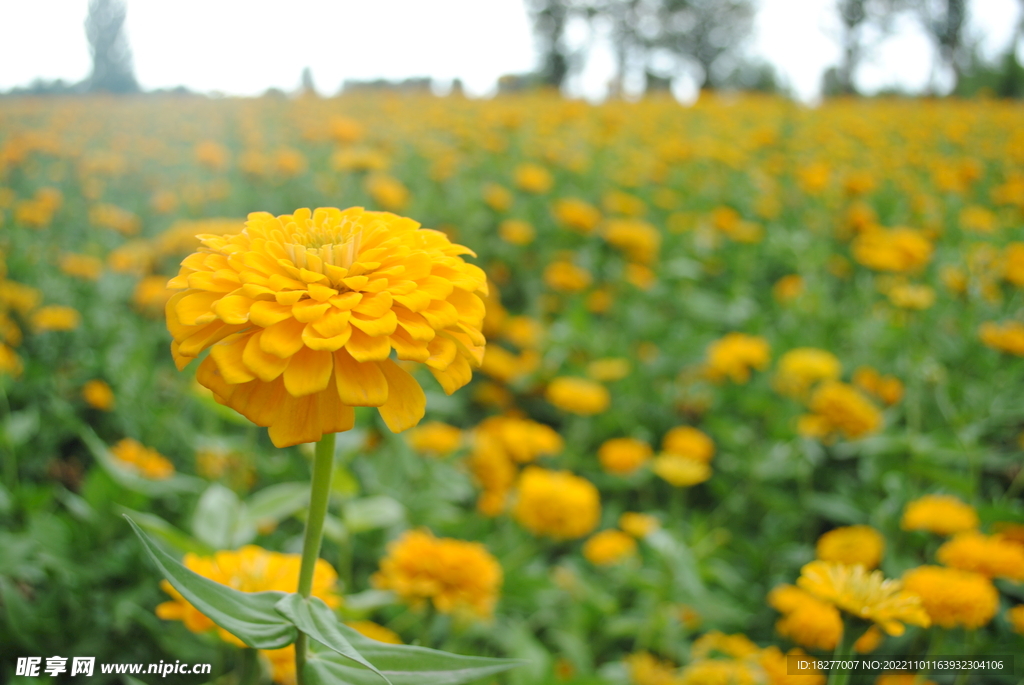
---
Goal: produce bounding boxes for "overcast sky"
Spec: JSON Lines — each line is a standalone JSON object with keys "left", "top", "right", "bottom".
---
{"left": 0, "top": 0, "right": 1021, "bottom": 101}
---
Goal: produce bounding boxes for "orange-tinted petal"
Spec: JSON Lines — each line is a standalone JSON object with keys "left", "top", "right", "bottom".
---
{"left": 333, "top": 350, "right": 388, "bottom": 406}
{"left": 377, "top": 358, "right": 426, "bottom": 432}
{"left": 283, "top": 346, "right": 334, "bottom": 397}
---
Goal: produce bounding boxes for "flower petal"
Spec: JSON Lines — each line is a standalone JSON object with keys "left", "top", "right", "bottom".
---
{"left": 333, "top": 350, "right": 388, "bottom": 406}
{"left": 283, "top": 346, "right": 334, "bottom": 397}
{"left": 345, "top": 328, "right": 392, "bottom": 362}
{"left": 243, "top": 330, "right": 290, "bottom": 381}
{"left": 260, "top": 318, "right": 307, "bottom": 358}
{"left": 377, "top": 358, "right": 426, "bottom": 433}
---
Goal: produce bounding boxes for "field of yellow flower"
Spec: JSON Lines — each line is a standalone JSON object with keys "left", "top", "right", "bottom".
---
{"left": 1, "top": 92, "right": 1023, "bottom": 685}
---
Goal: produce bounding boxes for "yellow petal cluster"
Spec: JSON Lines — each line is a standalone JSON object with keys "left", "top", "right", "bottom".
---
{"left": 768, "top": 584, "right": 842, "bottom": 651}
{"left": 468, "top": 415, "right": 564, "bottom": 515}
{"left": 583, "top": 529, "right": 638, "bottom": 566}
{"left": 796, "top": 561, "right": 930, "bottom": 636}
{"left": 851, "top": 227, "right": 933, "bottom": 272}
{"left": 774, "top": 348, "right": 842, "bottom": 398}
{"left": 979, "top": 320, "right": 1024, "bottom": 356}
{"left": 603, "top": 218, "right": 661, "bottom": 264}
{"left": 82, "top": 379, "right": 115, "bottom": 411}
{"left": 900, "top": 494, "right": 979, "bottom": 535}
{"left": 705, "top": 333, "right": 771, "bottom": 384}
{"left": 166, "top": 207, "right": 487, "bottom": 447}
{"left": 851, "top": 366, "right": 903, "bottom": 405}
{"left": 552, "top": 197, "right": 602, "bottom": 233}
{"left": 662, "top": 426, "right": 715, "bottom": 462}
{"left": 936, "top": 531, "right": 1024, "bottom": 580}
{"left": 371, "top": 528, "right": 501, "bottom": 618}
{"left": 799, "top": 381, "right": 882, "bottom": 441}
{"left": 110, "top": 438, "right": 174, "bottom": 479}
{"left": 404, "top": 420, "right": 462, "bottom": 456}
{"left": 901, "top": 565, "right": 998, "bottom": 629}
{"left": 31, "top": 305, "right": 81, "bottom": 332}
{"left": 512, "top": 466, "right": 600, "bottom": 540}
{"left": 598, "top": 437, "right": 652, "bottom": 475}
{"left": 619, "top": 512, "right": 659, "bottom": 538}
{"left": 815, "top": 525, "right": 885, "bottom": 570}
{"left": 545, "top": 376, "right": 610, "bottom": 415}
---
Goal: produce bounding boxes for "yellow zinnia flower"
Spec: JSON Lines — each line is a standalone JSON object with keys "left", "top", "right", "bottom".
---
{"left": 31, "top": 305, "right": 81, "bottom": 332}
{"left": 166, "top": 207, "right": 487, "bottom": 447}
{"left": 404, "top": 420, "right": 462, "bottom": 457}
{"left": 815, "top": 525, "right": 885, "bottom": 570}
{"left": 705, "top": 333, "right": 771, "bottom": 384}
{"left": 110, "top": 438, "right": 174, "bottom": 480}
{"left": 652, "top": 454, "right": 711, "bottom": 487}
{"left": 583, "top": 529, "right": 637, "bottom": 566}
{"left": 800, "top": 381, "right": 882, "bottom": 440}
{"left": 797, "top": 561, "right": 930, "bottom": 636}
{"left": 900, "top": 494, "right": 979, "bottom": 535}
{"left": 902, "top": 565, "right": 998, "bottom": 629}
{"left": 371, "top": 528, "right": 501, "bottom": 618}
{"left": 598, "top": 437, "right": 652, "bottom": 475}
{"left": 619, "top": 512, "right": 659, "bottom": 538}
{"left": 512, "top": 466, "right": 600, "bottom": 540}
{"left": 774, "top": 348, "right": 842, "bottom": 398}
{"left": 936, "top": 531, "right": 1024, "bottom": 580}
{"left": 661, "top": 426, "right": 715, "bottom": 462}
{"left": 545, "top": 376, "right": 610, "bottom": 415}
{"left": 82, "top": 379, "right": 115, "bottom": 411}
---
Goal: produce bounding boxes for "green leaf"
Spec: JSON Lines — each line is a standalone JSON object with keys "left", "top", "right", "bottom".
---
{"left": 117, "top": 506, "right": 213, "bottom": 555}
{"left": 303, "top": 624, "right": 522, "bottom": 685}
{"left": 343, "top": 496, "right": 405, "bottom": 533}
{"left": 125, "top": 515, "right": 296, "bottom": 649}
{"left": 243, "top": 482, "right": 310, "bottom": 530}
{"left": 79, "top": 426, "right": 204, "bottom": 496}
{"left": 274, "top": 594, "right": 390, "bottom": 684}
{"left": 193, "top": 483, "right": 256, "bottom": 548}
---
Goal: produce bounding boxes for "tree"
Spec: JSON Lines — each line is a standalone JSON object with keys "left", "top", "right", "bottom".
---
{"left": 653, "top": 0, "right": 756, "bottom": 90}
{"left": 913, "top": 0, "right": 968, "bottom": 93}
{"left": 832, "top": 0, "right": 909, "bottom": 94}
{"left": 525, "top": 0, "right": 575, "bottom": 88}
{"left": 84, "top": 0, "right": 139, "bottom": 93}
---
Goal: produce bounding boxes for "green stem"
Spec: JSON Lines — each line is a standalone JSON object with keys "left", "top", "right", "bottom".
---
{"left": 294, "top": 432, "right": 337, "bottom": 685}
{"left": 826, "top": 618, "right": 863, "bottom": 685}
{"left": 952, "top": 630, "right": 975, "bottom": 685}
{"left": 237, "top": 648, "right": 259, "bottom": 685}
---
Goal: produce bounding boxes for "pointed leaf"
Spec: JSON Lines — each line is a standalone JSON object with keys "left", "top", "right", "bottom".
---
{"left": 274, "top": 594, "right": 390, "bottom": 684}
{"left": 125, "top": 515, "right": 296, "bottom": 649}
{"left": 303, "top": 621, "right": 522, "bottom": 685}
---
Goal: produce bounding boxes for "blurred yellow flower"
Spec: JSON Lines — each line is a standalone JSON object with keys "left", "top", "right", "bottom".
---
{"left": 58, "top": 253, "right": 103, "bottom": 281}
{"left": 365, "top": 175, "right": 409, "bottom": 211}
{"left": 404, "top": 420, "right": 462, "bottom": 456}
{"left": 110, "top": 438, "right": 174, "bottom": 479}
{"left": 661, "top": 426, "right": 715, "bottom": 462}
{"left": 603, "top": 218, "right": 661, "bottom": 264}
{"left": 345, "top": 620, "right": 402, "bottom": 644}
{"left": 773, "top": 348, "right": 842, "bottom": 399}
{"left": 513, "top": 163, "right": 553, "bottom": 194}
{"left": 815, "top": 525, "right": 885, "bottom": 569}
{"left": 545, "top": 376, "right": 610, "bottom": 415}
{"left": 482, "top": 183, "right": 513, "bottom": 212}
{"left": 900, "top": 494, "right": 979, "bottom": 535}
{"left": 851, "top": 227, "right": 933, "bottom": 273}
{"left": 979, "top": 320, "right": 1024, "bottom": 356}
{"left": 799, "top": 382, "right": 881, "bottom": 441}
{"left": 772, "top": 274, "right": 804, "bottom": 303}
{"left": 583, "top": 529, "right": 637, "bottom": 566}
{"left": 1008, "top": 605, "right": 1024, "bottom": 635}
{"left": 31, "top": 305, "right": 81, "bottom": 332}
{"left": 89, "top": 202, "right": 140, "bottom": 235}
{"left": 959, "top": 205, "right": 997, "bottom": 233}
{"left": 625, "top": 652, "right": 678, "bottom": 685}
{"left": 372, "top": 528, "right": 501, "bottom": 618}
{"left": 552, "top": 197, "right": 601, "bottom": 233}
{"left": 902, "top": 565, "right": 998, "bottom": 629}
{"left": 166, "top": 207, "right": 486, "bottom": 447}
{"left": 598, "top": 437, "right": 652, "bottom": 475}
{"left": 1003, "top": 243, "right": 1024, "bottom": 286}
{"left": 875, "top": 674, "right": 936, "bottom": 685}
{"left": 705, "top": 333, "right": 771, "bottom": 384}
{"left": 133, "top": 275, "right": 175, "bottom": 314}
{"left": 543, "top": 260, "right": 592, "bottom": 293}
{"left": 82, "top": 379, "right": 114, "bottom": 411}
{"left": 652, "top": 454, "right": 711, "bottom": 487}
{"left": 619, "top": 512, "right": 659, "bottom": 537}
{"left": 936, "top": 531, "right": 1024, "bottom": 580}
{"left": 797, "top": 561, "right": 930, "bottom": 636}
{"left": 586, "top": 357, "right": 631, "bottom": 381}
{"left": 498, "top": 218, "right": 535, "bottom": 246}
{"left": 512, "top": 466, "right": 600, "bottom": 540}
{"left": 887, "top": 282, "right": 935, "bottom": 310}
